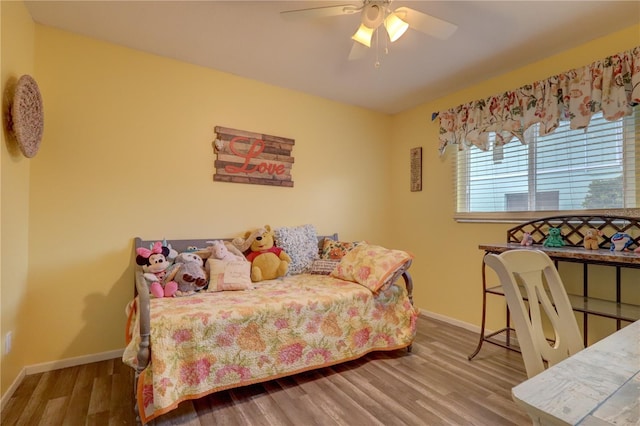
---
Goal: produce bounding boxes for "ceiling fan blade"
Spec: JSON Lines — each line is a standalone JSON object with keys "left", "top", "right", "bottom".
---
{"left": 280, "top": 4, "right": 360, "bottom": 21}
{"left": 394, "top": 7, "right": 458, "bottom": 40}
{"left": 348, "top": 42, "right": 368, "bottom": 61}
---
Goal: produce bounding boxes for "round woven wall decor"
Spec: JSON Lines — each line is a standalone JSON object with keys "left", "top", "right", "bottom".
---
{"left": 12, "top": 75, "right": 44, "bottom": 158}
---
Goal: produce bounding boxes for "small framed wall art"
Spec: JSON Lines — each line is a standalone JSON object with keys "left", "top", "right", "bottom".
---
{"left": 410, "top": 147, "right": 422, "bottom": 192}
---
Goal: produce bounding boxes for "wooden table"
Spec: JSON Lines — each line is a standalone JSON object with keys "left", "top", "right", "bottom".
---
{"left": 512, "top": 320, "right": 640, "bottom": 425}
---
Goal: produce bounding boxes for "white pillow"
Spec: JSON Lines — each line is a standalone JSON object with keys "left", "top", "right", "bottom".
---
{"left": 206, "top": 259, "right": 253, "bottom": 291}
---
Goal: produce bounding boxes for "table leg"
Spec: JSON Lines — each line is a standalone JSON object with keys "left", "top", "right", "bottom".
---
{"left": 469, "top": 257, "right": 488, "bottom": 360}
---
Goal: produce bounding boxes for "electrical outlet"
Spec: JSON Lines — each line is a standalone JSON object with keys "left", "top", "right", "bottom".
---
{"left": 4, "top": 332, "right": 12, "bottom": 355}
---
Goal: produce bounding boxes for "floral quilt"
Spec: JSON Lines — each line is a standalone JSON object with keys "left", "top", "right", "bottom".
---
{"left": 123, "top": 274, "right": 417, "bottom": 423}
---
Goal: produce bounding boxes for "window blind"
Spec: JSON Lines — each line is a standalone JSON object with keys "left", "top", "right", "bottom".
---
{"left": 454, "top": 105, "right": 639, "bottom": 222}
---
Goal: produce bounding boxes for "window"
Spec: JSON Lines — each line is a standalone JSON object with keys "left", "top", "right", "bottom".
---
{"left": 455, "top": 105, "right": 639, "bottom": 222}
{"left": 505, "top": 191, "right": 559, "bottom": 211}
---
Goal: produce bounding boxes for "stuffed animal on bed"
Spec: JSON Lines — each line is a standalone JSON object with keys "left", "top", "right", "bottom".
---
{"left": 136, "top": 241, "right": 178, "bottom": 298}
{"left": 162, "top": 239, "right": 179, "bottom": 262}
{"left": 165, "top": 252, "right": 208, "bottom": 296}
{"left": 233, "top": 225, "right": 291, "bottom": 282}
{"left": 207, "top": 240, "right": 245, "bottom": 262}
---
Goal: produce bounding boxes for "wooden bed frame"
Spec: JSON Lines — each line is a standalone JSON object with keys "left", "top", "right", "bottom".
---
{"left": 131, "top": 234, "right": 414, "bottom": 423}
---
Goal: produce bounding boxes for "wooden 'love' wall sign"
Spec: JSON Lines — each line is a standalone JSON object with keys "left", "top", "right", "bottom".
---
{"left": 213, "top": 126, "right": 294, "bottom": 187}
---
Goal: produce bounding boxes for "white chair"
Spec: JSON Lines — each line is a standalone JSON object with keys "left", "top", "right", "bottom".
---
{"left": 484, "top": 249, "right": 584, "bottom": 378}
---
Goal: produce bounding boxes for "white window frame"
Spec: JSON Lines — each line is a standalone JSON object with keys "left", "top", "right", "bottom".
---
{"left": 454, "top": 107, "right": 639, "bottom": 223}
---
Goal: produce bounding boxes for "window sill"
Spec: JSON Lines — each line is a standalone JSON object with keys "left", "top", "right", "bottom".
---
{"left": 454, "top": 208, "right": 640, "bottom": 224}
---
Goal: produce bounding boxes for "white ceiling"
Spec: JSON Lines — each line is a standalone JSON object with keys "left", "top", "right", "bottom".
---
{"left": 25, "top": 1, "right": 640, "bottom": 114}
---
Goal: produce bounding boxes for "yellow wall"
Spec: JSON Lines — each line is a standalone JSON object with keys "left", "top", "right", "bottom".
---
{"left": 0, "top": 0, "right": 35, "bottom": 399}
{"left": 17, "top": 24, "right": 393, "bottom": 380}
{"left": 390, "top": 24, "right": 640, "bottom": 339}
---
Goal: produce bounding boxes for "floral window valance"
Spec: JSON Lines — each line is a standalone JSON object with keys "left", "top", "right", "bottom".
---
{"left": 437, "top": 46, "right": 640, "bottom": 156}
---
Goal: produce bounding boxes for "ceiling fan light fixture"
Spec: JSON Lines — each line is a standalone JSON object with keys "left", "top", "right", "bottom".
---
{"left": 384, "top": 13, "right": 409, "bottom": 42}
{"left": 351, "top": 23, "right": 374, "bottom": 47}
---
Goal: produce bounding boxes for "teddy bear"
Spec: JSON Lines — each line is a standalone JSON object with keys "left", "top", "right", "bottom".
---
{"left": 207, "top": 240, "right": 245, "bottom": 262}
{"left": 233, "top": 225, "right": 291, "bottom": 282}
{"left": 543, "top": 227, "right": 565, "bottom": 248}
{"left": 136, "top": 241, "right": 178, "bottom": 298}
{"left": 583, "top": 228, "right": 603, "bottom": 250}
{"left": 165, "top": 252, "right": 209, "bottom": 296}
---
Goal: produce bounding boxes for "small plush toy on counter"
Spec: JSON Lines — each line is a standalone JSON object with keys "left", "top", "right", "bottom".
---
{"left": 543, "top": 227, "right": 565, "bottom": 248}
{"left": 233, "top": 225, "right": 291, "bottom": 282}
{"left": 610, "top": 233, "right": 634, "bottom": 252}
{"left": 135, "top": 241, "right": 178, "bottom": 298}
{"left": 583, "top": 228, "right": 603, "bottom": 250}
{"left": 520, "top": 232, "right": 533, "bottom": 246}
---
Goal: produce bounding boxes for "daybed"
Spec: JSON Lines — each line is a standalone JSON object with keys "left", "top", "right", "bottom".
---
{"left": 123, "top": 232, "right": 417, "bottom": 424}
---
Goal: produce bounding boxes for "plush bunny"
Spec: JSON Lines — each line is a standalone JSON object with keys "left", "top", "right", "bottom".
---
{"left": 208, "top": 240, "right": 245, "bottom": 262}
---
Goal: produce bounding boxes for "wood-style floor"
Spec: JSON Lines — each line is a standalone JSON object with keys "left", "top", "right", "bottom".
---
{"left": 1, "top": 315, "right": 531, "bottom": 425}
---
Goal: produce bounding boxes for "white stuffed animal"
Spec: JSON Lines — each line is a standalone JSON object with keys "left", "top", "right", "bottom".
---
{"left": 208, "top": 240, "right": 245, "bottom": 262}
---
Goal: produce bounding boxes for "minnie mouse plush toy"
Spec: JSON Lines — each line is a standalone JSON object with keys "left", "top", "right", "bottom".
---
{"left": 136, "top": 241, "right": 178, "bottom": 298}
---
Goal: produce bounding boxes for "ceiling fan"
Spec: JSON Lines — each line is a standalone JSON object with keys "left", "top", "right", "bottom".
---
{"left": 281, "top": 1, "right": 458, "bottom": 60}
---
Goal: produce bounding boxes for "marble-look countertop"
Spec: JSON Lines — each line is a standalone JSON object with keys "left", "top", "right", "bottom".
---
{"left": 479, "top": 243, "right": 640, "bottom": 267}
{"left": 511, "top": 320, "right": 640, "bottom": 425}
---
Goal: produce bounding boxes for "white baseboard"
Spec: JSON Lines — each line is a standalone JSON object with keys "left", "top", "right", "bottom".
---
{"left": 419, "top": 309, "right": 513, "bottom": 345}
{"left": 1, "top": 348, "right": 124, "bottom": 412}
{"left": 419, "top": 309, "right": 498, "bottom": 335}
{"left": 25, "top": 348, "right": 124, "bottom": 375}
{"left": 0, "top": 368, "right": 25, "bottom": 411}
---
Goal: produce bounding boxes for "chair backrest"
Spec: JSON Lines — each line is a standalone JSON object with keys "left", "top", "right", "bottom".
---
{"left": 484, "top": 249, "right": 584, "bottom": 378}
